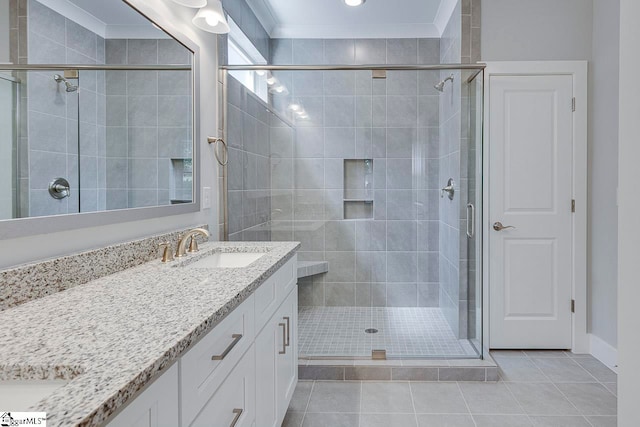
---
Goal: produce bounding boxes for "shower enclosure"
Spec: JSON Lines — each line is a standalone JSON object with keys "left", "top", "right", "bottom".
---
{"left": 220, "top": 64, "right": 484, "bottom": 360}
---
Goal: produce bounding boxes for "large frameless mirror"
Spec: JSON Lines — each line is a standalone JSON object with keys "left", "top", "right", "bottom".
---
{"left": 0, "top": 0, "right": 194, "bottom": 222}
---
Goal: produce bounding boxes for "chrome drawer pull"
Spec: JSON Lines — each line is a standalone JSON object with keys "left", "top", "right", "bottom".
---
{"left": 279, "top": 323, "right": 286, "bottom": 354}
{"left": 284, "top": 316, "right": 290, "bottom": 347}
{"left": 230, "top": 408, "right": 243, "bottom": 427}
{"left": 211, "top": 334, "right": 243, "bottom": 360}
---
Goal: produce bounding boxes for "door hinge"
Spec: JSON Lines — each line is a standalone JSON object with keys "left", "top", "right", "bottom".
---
{"left": 571, "top": 199, "right": 576, "bottom": 213}
{"left": 571, "top": 299, "right": 575, "bottom": 313}
{"left": 572, "top": 97, "right": 576, "bottom": 112}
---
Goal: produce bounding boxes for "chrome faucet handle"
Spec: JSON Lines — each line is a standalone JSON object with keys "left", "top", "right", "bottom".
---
{"left": 188, "top": 236, "right": 199, "bottom": 253}
{"left": 159, "top": 242, "right": 174, "bottom": 263}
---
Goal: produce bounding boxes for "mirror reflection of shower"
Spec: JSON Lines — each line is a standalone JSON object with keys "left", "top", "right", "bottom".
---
{"left": 434, "top": 73, "right": 455, "bottom": 92}
{"left": 53, "top": 74, "right": 78, "bottom": 92}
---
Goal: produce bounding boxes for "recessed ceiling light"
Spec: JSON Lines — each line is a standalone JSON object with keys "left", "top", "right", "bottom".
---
{"left": 344, "top": 0, "right": 366, "bottom": 6}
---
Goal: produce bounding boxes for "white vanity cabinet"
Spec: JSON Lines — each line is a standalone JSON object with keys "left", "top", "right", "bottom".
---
{"left": 105, "top": 255, "right": 297, "bottom": 427}
{"left": 106, "top": 364, "right": 179, "bottom": 427}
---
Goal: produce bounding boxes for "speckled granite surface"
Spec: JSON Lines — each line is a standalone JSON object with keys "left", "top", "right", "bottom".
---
{"left": 0, "top": 241, "right": 299, "bottom": 427}
{"left": 0, "top": 226, "right": 209, "bottom": 311}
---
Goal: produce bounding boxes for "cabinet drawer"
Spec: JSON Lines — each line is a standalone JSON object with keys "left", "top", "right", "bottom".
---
{"left": 189, "top": 345, "right": 256, "bottom": 427}
{"left": 254, "top": 255, "right": 297, "bottom": 332}
{"left": 181, "top": 295, "right": 255, "bottom": 427}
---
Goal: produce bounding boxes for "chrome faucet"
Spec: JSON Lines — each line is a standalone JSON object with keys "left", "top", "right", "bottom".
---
{"left": 175, "top": 228, "right": 210, "bottom": 258}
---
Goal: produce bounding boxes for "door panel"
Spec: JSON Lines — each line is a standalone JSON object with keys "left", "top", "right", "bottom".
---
{"left": 489, "top": 75, "right": 573, "bottom": 349}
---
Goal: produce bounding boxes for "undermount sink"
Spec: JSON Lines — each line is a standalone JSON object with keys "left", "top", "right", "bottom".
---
{"left": 0, "top": 380, "right": 69, "bottom": 410}
{"left": 184, "top": 252, "right": 267, "bottom": 269}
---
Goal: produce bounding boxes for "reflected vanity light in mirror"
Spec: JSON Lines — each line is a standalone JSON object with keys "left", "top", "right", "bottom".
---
{"left": 170, "top": 0, "right": 207, "bottom": 8}
{"left": 192, "top": 0, "right": 230, "bottom": 33}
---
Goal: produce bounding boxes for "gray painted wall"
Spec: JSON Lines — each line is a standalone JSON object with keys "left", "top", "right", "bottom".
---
{"left": 590, "top": 0, "right": 619, "bottom": 348}
{"left": 482, "top": 0, "right": 618, "bottom": 348}
{"left": 481, "top": 0, "right": 593, "bottom": 61}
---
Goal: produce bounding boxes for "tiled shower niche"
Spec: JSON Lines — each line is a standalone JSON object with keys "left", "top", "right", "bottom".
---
{"left": 343, "top": 159, "right": 373, "bottom": 220}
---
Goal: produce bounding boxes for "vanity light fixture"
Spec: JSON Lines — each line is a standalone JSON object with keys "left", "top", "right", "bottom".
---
{"left": 288, "top": 102, "right": 302, "bottom": 112}
{"left": 344, "top": 0, "right": 366, "bottom": 6}
{"left": 171, "top": 0, "right": 207, "bottom": 8}
{"left": 265, "top": 75, "right": 277, "bottom": 85}
{"left": 192, "top": 0, "right": 230, "bottom": 34}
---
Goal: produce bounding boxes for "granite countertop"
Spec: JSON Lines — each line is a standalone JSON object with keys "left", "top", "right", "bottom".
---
{"left": 0, "top": 241, "right": 300, "bottom": 427}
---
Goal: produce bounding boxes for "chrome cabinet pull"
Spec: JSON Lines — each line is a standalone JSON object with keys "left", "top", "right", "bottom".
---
{"left": 211, "top": 334, "right": 243, "bottom": 360}
{"left": 493, "top": 222, "right": 516, "bottom": 232}
{"left": 466, "top": 203, "right": 475, "bottom": 239}
{"left": 230, "top": 408, "right": 243, "bottom": 427}
{"left": 279, "top": 323, "right": 286, "bottom": 354}
{"left": 284, "top": 316, "right": 290, "bottom": 347}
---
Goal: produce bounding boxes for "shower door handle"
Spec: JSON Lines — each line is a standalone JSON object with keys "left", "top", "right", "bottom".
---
{"left": 466, "top": 203, "right": 475, "bottom": 238}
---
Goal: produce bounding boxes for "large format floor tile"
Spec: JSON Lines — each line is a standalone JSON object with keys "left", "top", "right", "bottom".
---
{"left": 284, "top": 351, "right": 618, "bottom": 427}
{"left": 506, "top": 382, "right": 579, "bottom": 416}
{"left": 410, "top": 382, "right": 469, "bottom": 414}
{"left": 458, "top": 382, "right": 523, "bottom": 414}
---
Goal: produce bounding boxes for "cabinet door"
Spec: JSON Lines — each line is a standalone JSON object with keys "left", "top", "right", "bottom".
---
{"left": 107, "top": 364, "right": 179, "bottom": 427}
{"left": 276, "top": 287, "right": 298, "bottom": 422}
{"left": 255, "top": 315, "right": 279, "bottom": 427}
{"left": 189, "top": 345, "right": 256, "bottom": 427}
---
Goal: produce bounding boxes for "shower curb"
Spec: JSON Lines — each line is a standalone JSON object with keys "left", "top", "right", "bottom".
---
{"left": 298, "top": 358, "right": 498, "bottom": 382}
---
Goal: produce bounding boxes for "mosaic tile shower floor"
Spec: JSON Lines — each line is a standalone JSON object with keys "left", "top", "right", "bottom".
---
{"left": 298, "top": 307, "right": 478, "bottom": 358}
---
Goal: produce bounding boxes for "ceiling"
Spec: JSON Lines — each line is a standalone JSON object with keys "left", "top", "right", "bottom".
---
{"left": 246, "top": 0, "right": 458, "bottom": 39}
{"left": 38, "top": 0, "right": 167, "bottom": 39}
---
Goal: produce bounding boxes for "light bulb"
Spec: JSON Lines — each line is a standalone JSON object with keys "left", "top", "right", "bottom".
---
{"left": 205, "top": 15, "right": 219, "bottom": 26}
{"left": 288, "top": 103, "right": 302, "bottom": 112}
{"left": 345, "top": 0, "right": 366, "bottom": 6}
{"left": 256, "top": 70, "right": 266, "bottom": 76}
{"left": 266, "top": 76, "right": 277, "bottom": 85}
{"left": 274, "top": 85, "right": 285, "bottom": 93}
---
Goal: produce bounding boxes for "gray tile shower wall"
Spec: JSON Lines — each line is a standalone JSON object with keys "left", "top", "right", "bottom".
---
{"left": 268, "top": 38, "right": 442, "bottom": 308}
{"left": 226, "top": 75, "right": 274, "bottom": 242}
{"left": 438, "top": 0, "right": 481, "bottom": 339}
{"left": 221, "top": 0, "right": 270, "bottom": 61}
{"left": 104, "top": 39, "right": 192, "bottom": 210}
{"left": 25, "top": 0, "right": 106, "bottom": 216}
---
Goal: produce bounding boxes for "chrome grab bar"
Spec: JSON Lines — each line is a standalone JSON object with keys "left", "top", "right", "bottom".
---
{"left": 211, "top": 334, "right": 243, "bottom": 360}
{"left": 466, "top": 203, "right": 475, "bottom": 239}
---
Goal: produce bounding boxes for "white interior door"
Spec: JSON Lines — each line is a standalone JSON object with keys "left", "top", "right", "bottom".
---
{"left": 489, "top": 74, "right": 574, "bottom": 349}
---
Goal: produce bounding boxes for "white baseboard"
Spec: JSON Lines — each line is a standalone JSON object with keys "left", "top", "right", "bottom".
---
{"left": 589, "top": 333, "right": 618, "bottom": 373}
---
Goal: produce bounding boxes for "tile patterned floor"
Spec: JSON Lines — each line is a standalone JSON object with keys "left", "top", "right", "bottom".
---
{"left": 283, "top": 351, "right": 617, "bottom": 427}
{"left": 298, "top": 307, "right": 478, "bottom": 358}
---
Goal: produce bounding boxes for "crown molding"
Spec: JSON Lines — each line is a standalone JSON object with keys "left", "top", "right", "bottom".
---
{"left": 271, "top": 23, "right": 441, "bottom": 39}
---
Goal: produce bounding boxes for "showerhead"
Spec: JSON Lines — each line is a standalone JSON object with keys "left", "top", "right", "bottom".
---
{"left": 54, "top": 74, "right": 78, "bottom": 93}
{"left": 434, "top": 74, "right": 455, "bottom": 92}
